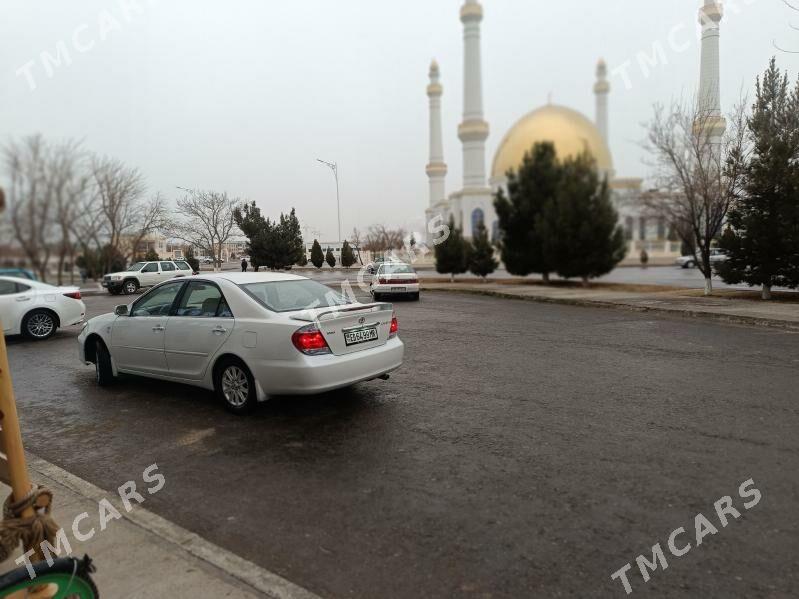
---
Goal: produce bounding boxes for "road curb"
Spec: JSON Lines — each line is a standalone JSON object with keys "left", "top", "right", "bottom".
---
{"left": 27, "top": 453, "right": 324, "bottom": 599}
{"left": 423, "top": 286, "right": 799, "bottom": 331}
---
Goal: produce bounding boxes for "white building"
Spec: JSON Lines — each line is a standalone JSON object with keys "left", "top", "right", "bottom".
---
{"left": 425, "top": 0, "right": 725, "bottom": 261}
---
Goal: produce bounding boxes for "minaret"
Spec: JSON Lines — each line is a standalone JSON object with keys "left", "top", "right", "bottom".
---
{"left": 697, "top": 0, "right": 726, "bottom": 143}
{"left": 458, "top": 0, "right": 490, "bottom": 190}
{"left": 594, "top": 59, "right": 610, "bottom": 146}
{"left": 426, "top": 60, "right": 447, "bottom": 206}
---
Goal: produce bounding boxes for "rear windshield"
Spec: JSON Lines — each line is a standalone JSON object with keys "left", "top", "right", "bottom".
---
{"left": 380, "top": 264, "right": 415, "bottom": 274}
{"left": 240, "top": 279, "right": 350, "bottom": 313}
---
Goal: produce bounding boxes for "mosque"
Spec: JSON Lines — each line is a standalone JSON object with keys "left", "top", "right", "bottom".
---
{"left": 424, "top": 0, "right": 725, "bottom": 261}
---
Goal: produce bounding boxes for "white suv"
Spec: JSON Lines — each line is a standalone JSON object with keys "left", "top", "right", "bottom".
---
{"left": 103, "top": 260, "right": 194, "bottom": 295}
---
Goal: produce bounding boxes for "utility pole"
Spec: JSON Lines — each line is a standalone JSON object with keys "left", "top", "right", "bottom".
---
{"left": 316, "top": 159, "right": 341, "bottom": 245}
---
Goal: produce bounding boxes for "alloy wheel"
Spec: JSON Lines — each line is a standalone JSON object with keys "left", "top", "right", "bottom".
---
{"left": 124, "top": 281, "right": 137, "bottom": 294}
{"left": 221, "top": 366, "right": 249, "bottom": 407}
{"left": 27, "top": 313, "right": 54, "bottom": 338}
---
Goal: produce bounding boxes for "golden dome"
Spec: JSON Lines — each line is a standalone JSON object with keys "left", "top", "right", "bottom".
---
{"left": 491, "top": 104, "right": 613, "bottom": 179}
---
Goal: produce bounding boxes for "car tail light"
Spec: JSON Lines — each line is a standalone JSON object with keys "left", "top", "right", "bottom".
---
{"left": 389, "top": 314, "right": 399, "bottom": 338}
{"left": 291, "top": 324, "right": 331, "bottom": 355}
{"left": 63, "top": 291, "right": 82, "bottom": 300}
{"left": 379, "top": 277, "right": 388, "bottom": 284}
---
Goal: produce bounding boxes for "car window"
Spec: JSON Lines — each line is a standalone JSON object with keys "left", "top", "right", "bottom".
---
{"left": 380, "top": 264, "right": 414, "bottom": 274}
{"left": 240, "top": 279, "right": 349, "bottom": 313}
{"left": 175, "top": 282, "right": 232, "bottom": 318}
{"left": 141, "top": 263, "right": 159, "bottom": 273}
{"left": 160, "top": 262, "right": 176, "bottom": 272}
{"left": 131, "top": 283, "right": 183, "bottom": 317}
{"left": 16, "top": 283, "right": 31, "bottom": 293}
{"left": 174, "top": 261, "right": 191, "bottom": 271}
{"left": 0, "top": 280, "right": 17, "bottom": 295}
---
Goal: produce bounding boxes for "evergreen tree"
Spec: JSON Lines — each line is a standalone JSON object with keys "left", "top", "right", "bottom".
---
{"left": 717, "top": 58, "right": 799, "bottom": 298}
{"left": 185, "top": 246, "right": 200, "bottom": 272}
{"left": 341, "top": 240, "right": 356, "bottom": 268}
{"left": 310, "top": 239, "right": 324, "bottom": 268}
{"left": 539, "top": 152, "right": 626, "bottom": 286}
{"left": 434, "top": 215, "right": 469, "bottom": 282}
{"left": 325, "top": 247, "right": 336, "bottom": 268}
{"left": 469, "top": 223, "right": 498, "bottom": 280}
{"left": 494, "top": 142, "right": 561, "bottom": 282}
{"left": 281, "top": 208, "right": 306, "bottom": 266}
{"left": 234, "top": 202, "right": 306, "bottom": 270}
{"left": 144, "top": 248, "right": 160, "bottom": 261}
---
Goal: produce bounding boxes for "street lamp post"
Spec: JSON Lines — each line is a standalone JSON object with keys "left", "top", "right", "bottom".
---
{"left": 316, "top": 159, "right": 341, "bottom": 245}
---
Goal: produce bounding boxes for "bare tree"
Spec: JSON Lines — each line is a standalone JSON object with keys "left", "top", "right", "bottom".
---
{"left": 91, "top": 156, "right": 164, "bottom": 271}
{"left": 350, "top": 227, "right": 364, "bottom": 264}
{"left": 362, "top": 224, "right": 407, "bottom": 254}
{"left": 51, "top": 143, "right": 91, "bottom": 284}
{"left": 167, "top": 189, "right": 239, "bottom": 271}
{"left": 774, "top": 0, "right": 799, "bottom": 53}
{"left": 644, "top": 98, "right": 748, "bottom": 295}
{"left": 3, "top": 135, "right": 89, "bottom": 282}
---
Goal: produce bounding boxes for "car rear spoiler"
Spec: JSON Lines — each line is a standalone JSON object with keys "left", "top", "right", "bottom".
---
{"left": 290, "top": 302, "right": 393, "bottom": 323}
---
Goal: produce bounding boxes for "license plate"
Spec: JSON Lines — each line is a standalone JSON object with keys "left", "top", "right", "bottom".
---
{"left": 344, "top": 326, "right": 378, "bottom": 346}
{"left": 391, "top": 287, "right": 405, "bottom": 291}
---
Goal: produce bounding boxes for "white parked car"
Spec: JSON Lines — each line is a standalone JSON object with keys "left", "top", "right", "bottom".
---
{"left": 0, "top": 276, "right": 86, "bottom": 340}
{"left": 102, "top": 260, "right": 194, "bottom": 295}
{"left": 370, "top": 263, "right": 420, "bottom": 301}
{"left": 78, "top": 272, "right": 404, "bottom": 414}
{"left": 675, "top": 248, "right": 728, "bottom": 269}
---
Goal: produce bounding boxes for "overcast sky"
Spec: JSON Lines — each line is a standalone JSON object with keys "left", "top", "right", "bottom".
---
{"left": 2, "top": 0, "right": 798, "bottom": 241}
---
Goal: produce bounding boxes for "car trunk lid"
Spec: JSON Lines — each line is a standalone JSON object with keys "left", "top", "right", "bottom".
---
{"left": 290, "top": 303, "right": 394, "bottom": 355}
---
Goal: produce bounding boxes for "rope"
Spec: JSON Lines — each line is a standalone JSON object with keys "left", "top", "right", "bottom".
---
{"left": 0, "top": 485, "right": 59, "bottom": 562}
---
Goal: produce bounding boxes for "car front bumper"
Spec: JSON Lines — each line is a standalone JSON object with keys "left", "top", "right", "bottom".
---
{"left": 250, "top": 337, "right": 405, "bottom": 395}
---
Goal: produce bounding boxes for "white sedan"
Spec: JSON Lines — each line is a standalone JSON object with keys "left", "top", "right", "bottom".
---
{"left": 370, "top": 263, "right": 420, "bottom": 301}
{"left": 0, "top": 276, "right": 86, "bottom": 340}
{"left": 78, "top": 272, "right": 404, "bottom": 414}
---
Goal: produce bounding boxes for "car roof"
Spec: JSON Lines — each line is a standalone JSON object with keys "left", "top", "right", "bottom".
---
{"left": 198, "top": 272, "right": 308, "bottom": 284}
{"left": 0, "top": 275, "right": 48, "bottom": 287}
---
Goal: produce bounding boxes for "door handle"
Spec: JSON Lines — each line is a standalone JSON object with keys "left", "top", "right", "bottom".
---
{"left": 212, "top": 326, "right": 227, "bottom": 334}
{"left": 15, "top": 297, "right": 31, "bottom": 302}
{"left": 152, "top": 325, "right": 165, "bottom": 332}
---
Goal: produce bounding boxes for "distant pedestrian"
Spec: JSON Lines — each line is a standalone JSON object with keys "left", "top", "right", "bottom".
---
{"left": 241, "top": 258, "right": 248, "bottom": 272}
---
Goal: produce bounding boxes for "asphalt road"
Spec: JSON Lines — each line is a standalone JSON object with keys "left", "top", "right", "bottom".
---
{"left": 5, "top": 291, "right": 799, "bottom": 598}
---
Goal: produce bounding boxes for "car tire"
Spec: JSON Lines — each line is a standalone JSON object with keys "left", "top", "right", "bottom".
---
{"left": 22, "top": 309, "right": 58, "bottom": 340}
{"left": 95, "top": 339, "right": 115, "bottom": 387}
{"left": 685, "top": 260, "right": 696, "bottom": 269}
{"left": 214, "top": 358, "right": 257, "bottom": 415}
{"left": 123, "top": 279, "right": 139, "bottom": 295}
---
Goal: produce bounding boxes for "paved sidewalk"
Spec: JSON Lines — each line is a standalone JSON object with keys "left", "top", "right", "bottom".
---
{"left": 0, "top": 454, "right": 321, "bottom": 599}
{"left": 420, "top": 280, "right": 799, "bottom": 330}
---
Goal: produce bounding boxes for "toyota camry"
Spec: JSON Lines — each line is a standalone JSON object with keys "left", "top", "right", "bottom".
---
{"left": 78, "top": 272, "right": 404, "bottom": 414}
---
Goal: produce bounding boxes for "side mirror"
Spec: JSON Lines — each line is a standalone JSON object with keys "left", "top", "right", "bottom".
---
{"left": 115, "top": 304, "right": 129, "bottom": 316}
